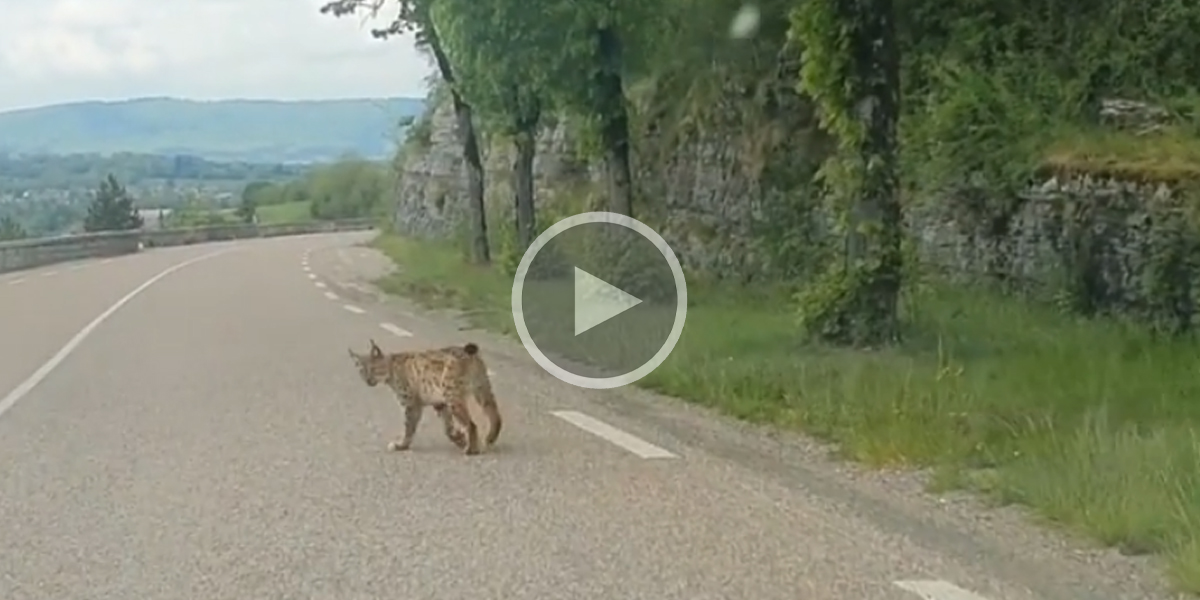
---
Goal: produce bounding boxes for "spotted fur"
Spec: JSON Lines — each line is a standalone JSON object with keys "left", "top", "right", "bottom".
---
{"left": 348, "top": 339, "right": 502, "bottom": 455}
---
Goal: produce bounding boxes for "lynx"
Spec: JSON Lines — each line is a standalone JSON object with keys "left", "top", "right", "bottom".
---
{"left": 348, "top": 339, "right": 503, "bottom": 455}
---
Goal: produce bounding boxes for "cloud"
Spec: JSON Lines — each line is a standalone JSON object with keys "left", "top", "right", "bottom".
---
{"left": 0, "top": 0, "right": 434, "bottom": 111}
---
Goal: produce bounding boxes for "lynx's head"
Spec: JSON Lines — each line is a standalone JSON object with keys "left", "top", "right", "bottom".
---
{"left": 348, "top": 339, "right": 388, "bottom": 387}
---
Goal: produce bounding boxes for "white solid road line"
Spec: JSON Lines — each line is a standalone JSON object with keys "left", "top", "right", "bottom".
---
{"left": 343, "top": 304, "right": 365, "bottom": 314}
{"left": 69, "top": 264, "right": 86, "bottom": 271}
{"left": 894, "top": 580, "right": 992, "bottom": 600}
{"left": 100, "top": 258, "right": 113, "bottom": 264}
{"left": 0, "top": 248, "right": 234, "bottom": 419}
{"left": 41, "top": 271, "right": 57, "bottom": 277}
{"left": 323, "top": 291, "right": 339, "bottom": 300}
{"left": 551, "top": 410, "right": 677, "bottom": 459}
{"left": 379, "top": 322, "right": 412, "bottom": 337}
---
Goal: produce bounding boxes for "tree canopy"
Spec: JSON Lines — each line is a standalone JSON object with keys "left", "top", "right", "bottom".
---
{"left": 332, "top": 0, "right": 1200, "bottom": 345}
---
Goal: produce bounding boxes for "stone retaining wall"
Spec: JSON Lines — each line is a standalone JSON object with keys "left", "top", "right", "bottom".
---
{"left": 0, "top": 218, "right": 377, "bottom": 275}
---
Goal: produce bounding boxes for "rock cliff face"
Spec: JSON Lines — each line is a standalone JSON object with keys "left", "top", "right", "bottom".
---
{"left": 916, "top": 174, "right": 1200, "bottom": 323}
{"left": 393, "top": 90, "right": 831, "bottom": 280}
{"left": 392, "top": 95, "right": 1199, "bottom": 325}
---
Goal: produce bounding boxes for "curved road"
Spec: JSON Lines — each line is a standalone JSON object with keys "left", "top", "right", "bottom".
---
{"left": 0, "top": 233, "right": 1177, "bottom": 600}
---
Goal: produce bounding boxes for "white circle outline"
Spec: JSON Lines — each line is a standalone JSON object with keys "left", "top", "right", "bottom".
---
{"left": 511, "top": 211, "right": 688, "bottom": 390}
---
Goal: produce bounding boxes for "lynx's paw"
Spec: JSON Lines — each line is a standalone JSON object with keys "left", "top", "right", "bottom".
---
{"left": 387, "top": 440, "right": 411, "bottom": 451}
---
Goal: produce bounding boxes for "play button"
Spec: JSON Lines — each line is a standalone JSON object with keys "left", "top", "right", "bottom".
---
{"left": 574, "top": 267, "right": 642, "bottom": 335}
{"left": 512, "top": 212, "right": 688, "bottom": 389}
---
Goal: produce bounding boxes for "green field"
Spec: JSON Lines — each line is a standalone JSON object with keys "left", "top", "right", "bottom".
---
{"left": 370, "top": 233, "right": 1200, "bottom": 593}
{"left": 255, "top": 201, "right": 313, "bottom": 225}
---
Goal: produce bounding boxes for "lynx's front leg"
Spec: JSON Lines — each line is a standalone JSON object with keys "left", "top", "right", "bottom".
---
{"left": 388, "top": 403, "right": 424, "bottom": 451}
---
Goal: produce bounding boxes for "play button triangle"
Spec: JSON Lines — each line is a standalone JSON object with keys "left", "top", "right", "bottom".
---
{"left": 574, "top": 267, "right": 643, "bottom": 335}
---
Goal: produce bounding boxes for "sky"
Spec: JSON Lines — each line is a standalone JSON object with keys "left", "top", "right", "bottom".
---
{"left": 0, "top": 0, "right": 435, "bottom": 112}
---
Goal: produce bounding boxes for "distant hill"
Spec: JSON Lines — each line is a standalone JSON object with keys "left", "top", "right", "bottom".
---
{"left": 0, "top": 97, "right": 427, "bottom": 164}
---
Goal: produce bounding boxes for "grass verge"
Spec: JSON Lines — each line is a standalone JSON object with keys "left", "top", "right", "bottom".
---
{"left": 372, "top": 232, "right": 1200, "bottom": 594}
{"left": 1042, "top": 126, "right": 1200, "bottom": 183}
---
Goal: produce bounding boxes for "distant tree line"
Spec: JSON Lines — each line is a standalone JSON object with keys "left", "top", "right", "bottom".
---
{"left": 0, "top": 155, "right": 392, "bottom": 238}
{"left": 0, "top": 152, "right": 310, "bottom": 193}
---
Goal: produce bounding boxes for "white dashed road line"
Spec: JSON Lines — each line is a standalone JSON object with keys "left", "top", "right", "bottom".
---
{"left": 307, "top": 273, "right": 316, "bottom": 280}
{"left": 69, "top": 264, "right": 86, "bottom": 271}
{"left": 379, "top": 322, "right": 412, "bottom": 337}
{"left": 342, "top": 304, "right": 365, "bottom": 314}
{"left": 323, "top": 291, "right": 339, "bottom": 300}
{"left": 7, "top": 278, "right": 24, "bottom": 285}
{"left": 315, "top": 281, "right": 326, "bottom": 288}
{"left": 894, "top": 580, "right": 991, "bottom": 600}
{"left": 41, "top": 271, "right": 57, "bottom": 277}
{"left": 100, "top": 258, "right": 112, "bottom": 264}
{"left": 550, "top": 410, "right": 677, "bottom": 459}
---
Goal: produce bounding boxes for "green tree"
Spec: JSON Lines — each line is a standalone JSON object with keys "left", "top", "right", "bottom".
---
{"left": 0, "top": 215, "right": 26, "bottom": 241}
{"left": 431, "top": 0, "right": 558, "bottom": 250}
{"left": 306, "top": 157, "right": 391, "bottom": 220}
{"left": 790, "top": 0, "right": 903, "bottom": 346}
{"left": 83, "top": 174, "right": 145, "bottom": 233}
{"left": 235, "top": 194, "right": 258, "bottom": 224}
{"left": 320, "top": 0, "right": 491, "bottom": 264}
{"left": 241, "top": 180, "right": 275, "bottom": 206}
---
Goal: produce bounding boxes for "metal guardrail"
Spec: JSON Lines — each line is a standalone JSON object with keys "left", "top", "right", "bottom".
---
{"left": 0, "top": 218, "right": 378, "bottom": 275}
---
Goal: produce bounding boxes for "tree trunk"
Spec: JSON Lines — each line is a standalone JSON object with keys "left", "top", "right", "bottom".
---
{"left": 839, "top": 0, "right": 903, "bottom": 345}
{"left": 513, "top": 128, "right": 537, "bottom": 251}
{"left": 427, "top": 26, "right": 490, "bottom": 264}
{"left": 592, "top": 25, "right": 634, "bottom": 218}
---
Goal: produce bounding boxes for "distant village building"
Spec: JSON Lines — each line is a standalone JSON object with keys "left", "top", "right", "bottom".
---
{"left": 138, "top": 208, "right": 171, "bottom": 230}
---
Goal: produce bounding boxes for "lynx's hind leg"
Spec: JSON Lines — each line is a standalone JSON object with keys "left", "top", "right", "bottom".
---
{"left": 447, "top": 396, "right": 481, "bottom": 455}
{"left": 432, "top": 403, "right": 467, "bottom": 449}
{"left": 475, "top": 382, "right": 503, "bottom": 447}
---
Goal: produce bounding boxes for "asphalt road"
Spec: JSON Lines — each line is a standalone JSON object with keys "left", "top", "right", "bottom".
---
{"left": 0, "top": 233, "right": 1181, "bottom": 600}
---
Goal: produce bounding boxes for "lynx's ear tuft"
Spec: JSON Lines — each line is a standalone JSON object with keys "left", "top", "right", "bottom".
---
{"left": 369, "top": 339, "right": 383, "bottom": 358}
{"left": 463, "top": 342, "right": 479, "bottom": 355}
